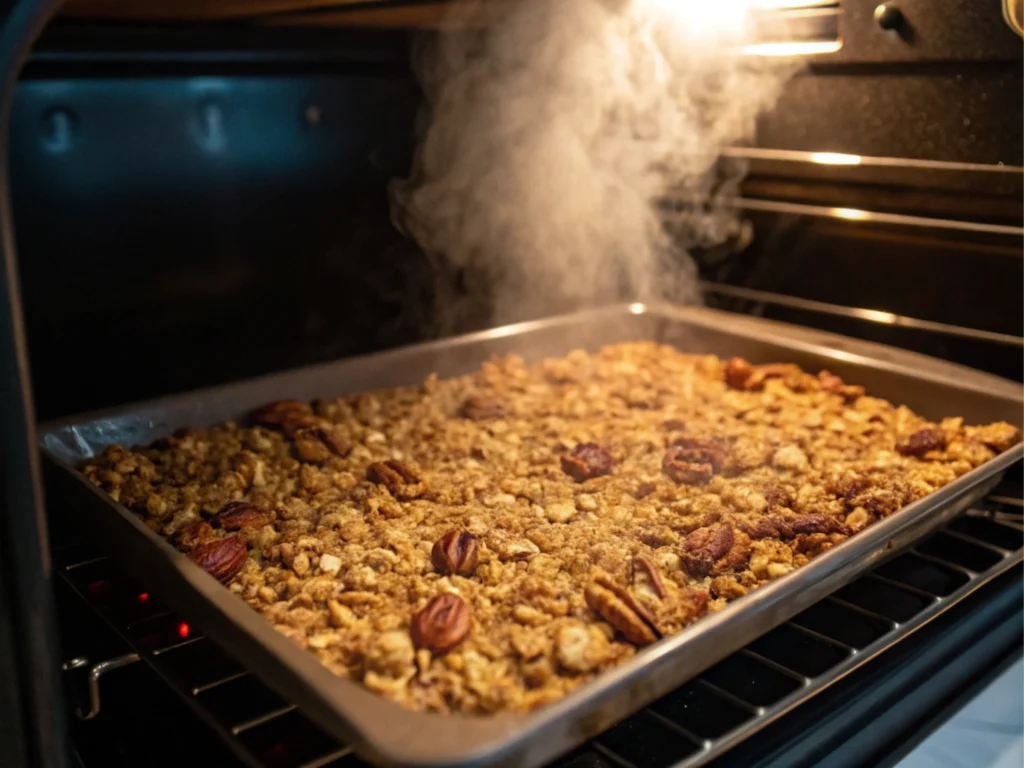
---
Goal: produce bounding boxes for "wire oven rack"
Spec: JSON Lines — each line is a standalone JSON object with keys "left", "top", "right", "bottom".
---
{"left": 54, "top": 473, "right": 1023, "bottom": 768}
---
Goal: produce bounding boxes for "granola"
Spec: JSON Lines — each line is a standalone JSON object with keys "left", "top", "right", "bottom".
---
{"left": 79, "top": 343, "right": 1021, "bottom": 714}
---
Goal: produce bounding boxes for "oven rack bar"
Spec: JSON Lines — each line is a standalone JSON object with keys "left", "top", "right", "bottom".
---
{"left": 54, "top": 475, "right": 1023, "bottom": 768}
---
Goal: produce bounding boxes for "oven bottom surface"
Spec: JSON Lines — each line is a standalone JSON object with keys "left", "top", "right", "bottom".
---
{"left": 54, "top": 470, "right": 1023, "bottom": 768}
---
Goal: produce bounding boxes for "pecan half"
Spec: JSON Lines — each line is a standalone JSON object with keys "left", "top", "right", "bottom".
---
{"left": 561, "top": 443, "right": 614, "bottom": 482}
{"left": 743, "top": 516, "right": 789, "bottom": 541}
{"left": 250, "top": 399, "right": 310, "bottom": 429}
{"left": 315, "top": 427, "right": 351, "bottom": 457}
{"left": 294, "top": 427, "right": 350, "bottom": 463}
{"left": 366, "top": 459, "right": 426, "bottom": 500}
{"left": 410, "top": 594, "right": 471, "bottom": 654}
{"left": 281, "top": 411, "right": 321, "bottom": 438}
{"left": 630, "top": 556, "right": 666, "bottom": 601}
{"left": 211, "top": 501, "right": 272, "bottom": 531}
{"left": 188, "top": 535, "right": 248, "bottom": 583}
{"left": 662, "top": 438, "right": 726, "bottom": 485}
{"left": 431, "top": 531, "right": 479, "bottom": 576}
{"left": 459, "top": 395, "right": 506, "bottom": 421}
{"left": 818, "top": 370, "right": 865, "bottom": 402}
{"left": 896, "top": 428, "right": 948, "bottom": 457}
{"left": 294, "top": 429, "right": 331, "bottom": 462}
{"left": 584, "top": 573, "right": 660, "bottom": 645}
{"left": 681, "top": 525, "right": 734, "bottom": 579}
{"left": 789, "top": 514, "right": 849, "bottom": 537}
{"left": 724, "top": 357, "right": 754, "bottom": 390}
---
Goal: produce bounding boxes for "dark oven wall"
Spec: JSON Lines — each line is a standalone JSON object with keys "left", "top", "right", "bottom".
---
{"left": 13, "top": 27, "right": 430, "bottom": 421}
{"left": 11, "top": 3, "right": 1024, "bottom": 421}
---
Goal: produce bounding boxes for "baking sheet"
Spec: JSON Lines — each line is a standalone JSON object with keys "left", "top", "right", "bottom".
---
{"left": 40, "top": 303, "right": 1023, "bottom": 768}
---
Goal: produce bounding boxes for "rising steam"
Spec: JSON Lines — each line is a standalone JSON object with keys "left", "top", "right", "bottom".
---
{"left": 390, "top": 0, "right": 795, "bottom": 330}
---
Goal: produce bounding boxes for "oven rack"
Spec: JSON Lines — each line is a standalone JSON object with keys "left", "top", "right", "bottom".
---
{"left": 54, "top": 476, "right": 1023, "bottom": 768}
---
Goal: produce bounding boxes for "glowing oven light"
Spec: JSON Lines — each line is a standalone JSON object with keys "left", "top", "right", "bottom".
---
{"left": 177, "top": 622, "right": 190, "bottom": 639}
{"left": 137, "top": 592, "right": 150, "bottom": 603}
{"left": 810, "top": 152, "right": 863, "bottom": 166}
{"left": 832, "top": 207, "right": 869, "bottom": 221}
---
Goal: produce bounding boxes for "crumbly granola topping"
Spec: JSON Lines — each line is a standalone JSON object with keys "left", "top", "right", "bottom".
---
{"left": 79, "top": 343, "right": 1021, "bottom": 714}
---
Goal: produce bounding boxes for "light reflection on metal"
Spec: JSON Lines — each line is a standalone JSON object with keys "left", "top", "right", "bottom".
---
{"left": 728, "top": 198, "right": 1024, "bottom": 237}
{"left": 701, "top": 282, "right": 1024, "bottom": 348}
{"left": 722, "top": 147, "right": 1024, "bottom": 174}
{"left": 1004, "top": 0, "right": 1023, "bottom": 36}
{"left": 741, "top": 40, "right": 842, "bottom": 56}
{"left": 810, "top": 152, "right": 863, "bottom": 166}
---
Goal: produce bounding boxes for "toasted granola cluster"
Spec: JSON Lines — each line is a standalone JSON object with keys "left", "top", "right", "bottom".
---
{"left": 80, "top": 343, "right": 1021, "bottom": 714}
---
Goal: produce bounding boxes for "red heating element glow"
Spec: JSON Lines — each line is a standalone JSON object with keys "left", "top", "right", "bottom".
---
{"left": 137, "top": 592, "right": 150, "bottom": 603}
{"left": 177, "top": 622, "right": 190, "bottom": 639}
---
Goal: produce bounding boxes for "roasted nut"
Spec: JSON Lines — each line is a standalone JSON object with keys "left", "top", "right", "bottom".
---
{"left": 459, "top": 395, "right": 506, "bottom": 420}
{"left": 281, "top": 411, "right": 321, "bottom": 438}
{"left": 316, "top": 427, "right": 351, "bottom": 457}
{"left": 294, "top": 427, "right": 351, "bottom": 463}
{"left": 630, "top": 556, "right": 666, "bottom": 601}
{"left": 662, "top": 438, "right": 726, "bottom": 485}
{"left": 250, "top": 399, "right": 310, "bottom": 429}
{"left": 366, "top": 459, "right": 426, "bottom": 500}
{"left": 211, "top": 501, "right": 272, "bottom": 530}
{"left": 724, "top": 357, "right": 754, "bottom": 389}
{"left": 188, "top": 535, "right": 248, "bottom": 582}
{"left": 896, "top": 428, "right": 948, "bottom": 457}
{"left": 742, "top": 516, "right": 788, "bottom": 540}
{"left": 681, "top": 525, "right": 734, "bottom": 579}
{"left": 818, "top": 370, "right": 865, "bottom": 402}
{"left": 410, "top": 594, "right": 471, "bottom": 654}
{"left": 560, "top": 443, "right": 614, "bottom": 482}
{"left": 584, "top": 573, "right": 660, "bottom": 645}
{"left": 431, "top": 531, "right": 479, "bottom": 576}
{"left": 789, "top": 514, "right": 849, "bottom": 536}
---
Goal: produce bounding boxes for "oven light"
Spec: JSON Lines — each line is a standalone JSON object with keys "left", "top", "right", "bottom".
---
{"left": 177, "top": 622, "right": 190, "bottom": 639}
{"left": 832, "top": 207, "right": 868, "bottom": 220}
{"left": 810, "top": 152, "right": 863, "bottom": 166}
{"left": 137, "top": 592, "right": 150, "bottom": 603}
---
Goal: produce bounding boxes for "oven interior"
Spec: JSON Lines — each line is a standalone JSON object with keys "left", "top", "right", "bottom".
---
{"left": 0, "top": 1, "right": 1020, "bottom": 767}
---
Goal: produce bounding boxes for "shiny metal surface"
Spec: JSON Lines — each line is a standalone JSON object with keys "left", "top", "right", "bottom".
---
{"left": 74, "top": 653, "right": 142, "bottom": 721}
{"left": 39, "top": 304, "right": 1023, "bottom": 768}
{"left": 729, "top": 198, "right": 1024, "bottom": 236}
{"left": 701, "top": 282, "right": 1024, "bottom": 347}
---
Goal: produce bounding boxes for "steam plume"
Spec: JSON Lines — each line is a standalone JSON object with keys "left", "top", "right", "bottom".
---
{"left": 390, "top": 0, "right": 795, "bottom": 330}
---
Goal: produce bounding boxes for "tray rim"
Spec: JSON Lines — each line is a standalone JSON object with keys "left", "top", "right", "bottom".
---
{"left": 39, "top": 303, "right": 1024, "bottom": 768}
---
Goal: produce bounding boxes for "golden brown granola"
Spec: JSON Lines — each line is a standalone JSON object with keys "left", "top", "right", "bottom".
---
{"left": 80, "top": 343, "right": 1021, "bottom": 714}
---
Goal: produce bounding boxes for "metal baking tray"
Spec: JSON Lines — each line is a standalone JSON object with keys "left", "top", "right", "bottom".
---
{"left": 40, "top": 303, "right": 1023, "bottom": 768}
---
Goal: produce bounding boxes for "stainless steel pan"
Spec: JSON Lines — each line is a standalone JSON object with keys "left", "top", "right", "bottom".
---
{"left": 40, "top": 303, "right": 1023, "bottom": 768}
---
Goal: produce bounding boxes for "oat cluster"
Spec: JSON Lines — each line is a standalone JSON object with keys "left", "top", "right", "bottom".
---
{"left": 80, "top": 343, "right": 1021, "bottom": 714}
